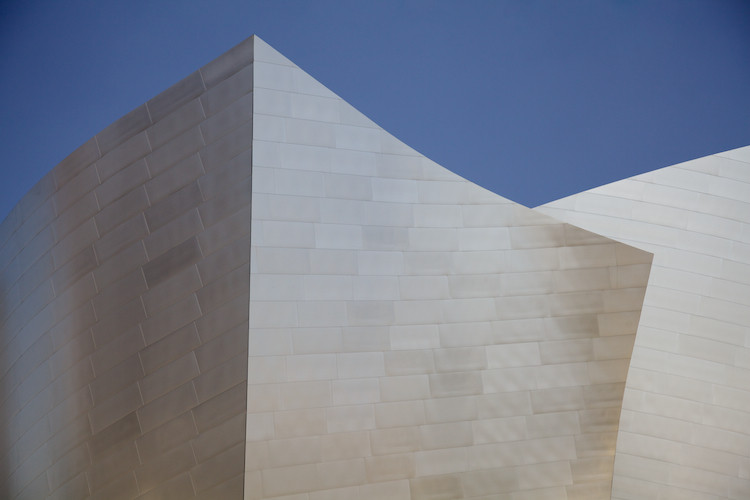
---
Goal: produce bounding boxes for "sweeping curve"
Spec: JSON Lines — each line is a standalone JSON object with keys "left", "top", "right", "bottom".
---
{"left": 539, "top": 146, "right": 750, "bottom": 499}
{"left": 3, "top": 35, "right": 738, "bottom": 500}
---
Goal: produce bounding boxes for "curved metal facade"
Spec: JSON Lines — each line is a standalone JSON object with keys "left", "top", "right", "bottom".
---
{"left": 3, "top": 35, "right": 741, "bottom": 500}
{"left": 0, "top": 38, "right": 254, "bottom": 499}
{"left": 540, "top": 147, "right": 750, "bottom": 499}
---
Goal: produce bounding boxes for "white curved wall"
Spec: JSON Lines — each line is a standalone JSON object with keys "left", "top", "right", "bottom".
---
{"left": 539, "top": 147, "right": 750, "bottom": 499}
{"left": 245, "top": 37, "right": 652, "bottom": 500}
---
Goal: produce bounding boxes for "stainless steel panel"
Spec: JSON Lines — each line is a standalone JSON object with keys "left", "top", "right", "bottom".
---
{"left": 0, "top": 39, "right": 252, "bottom": 500}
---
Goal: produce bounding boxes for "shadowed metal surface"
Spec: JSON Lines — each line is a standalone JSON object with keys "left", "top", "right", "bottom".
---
{"left": 0, "top": 37, "right": 253, "bottom": 500}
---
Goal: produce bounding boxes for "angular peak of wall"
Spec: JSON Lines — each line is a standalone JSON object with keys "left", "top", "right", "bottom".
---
{"left": 247, "top": 36, "right": 652, "bottom": 500}
{"left": 0, "top": 35, "right": 254, "bottom": 500}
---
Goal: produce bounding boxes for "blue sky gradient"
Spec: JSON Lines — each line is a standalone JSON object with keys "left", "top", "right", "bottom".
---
{"left": 1, "top": 0, "right": 749, "bottom": 220}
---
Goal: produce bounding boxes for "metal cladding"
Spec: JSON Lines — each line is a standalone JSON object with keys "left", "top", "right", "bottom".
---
{"left": 540, "top": 147, "right": 750, "bottom": 499}
{"left": 0, "top": 35, "right": 744, "bottom": 499}
{"left": 0, "top": 37, "right": 254, "bottom": 500}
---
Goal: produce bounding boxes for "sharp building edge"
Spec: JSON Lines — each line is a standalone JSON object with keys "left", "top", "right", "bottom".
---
{"left": 0, "top": 35, "right": 742, "bottom": 500}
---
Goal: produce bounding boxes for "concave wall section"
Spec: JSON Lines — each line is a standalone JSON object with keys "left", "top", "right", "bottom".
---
{"left": 245, "top": 37, "right": 653, "bottom": 500}
{"left": 540, "top": 147, "right": 750, "bottom": 500}
{"left": 0, "top": 37, "right": 254, "bottom": 499}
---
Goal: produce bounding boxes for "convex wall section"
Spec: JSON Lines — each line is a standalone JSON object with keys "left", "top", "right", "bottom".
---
{"left": 0, "top": 38, "right": 254, "bottom": 499}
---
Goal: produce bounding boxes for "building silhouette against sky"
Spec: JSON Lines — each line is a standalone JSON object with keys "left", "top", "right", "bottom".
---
{"left": 1, "top": 36, "right": 748, "bottom": 500}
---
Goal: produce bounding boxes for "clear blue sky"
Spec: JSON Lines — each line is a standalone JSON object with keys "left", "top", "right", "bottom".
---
{"left": 1, "top": 0, "right": 749, "bottom": 221}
